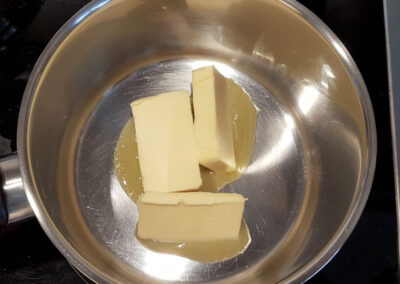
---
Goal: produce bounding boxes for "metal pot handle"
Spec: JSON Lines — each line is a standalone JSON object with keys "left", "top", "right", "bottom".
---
{"left": 0, "top": 153, "right": 34, "bottom": 227}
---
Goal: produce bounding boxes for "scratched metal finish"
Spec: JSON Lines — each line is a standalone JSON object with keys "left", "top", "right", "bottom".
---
{"left": 75, "top": 59, "right": 304, "bottom": 282}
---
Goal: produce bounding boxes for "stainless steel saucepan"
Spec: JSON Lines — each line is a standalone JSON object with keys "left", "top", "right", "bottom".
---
{"left": 0, "top": 0, "right": 376, "bottom": 283}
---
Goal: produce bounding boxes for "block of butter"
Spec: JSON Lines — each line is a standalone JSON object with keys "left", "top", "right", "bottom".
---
{"left": 192, "top": 66, "right": 236, "bottom": 172}
{"left": 131, "top": 92, "right": 202, "bottom": 192}
{"left": 137, "top": 192, "right": 246, "bottom": 241}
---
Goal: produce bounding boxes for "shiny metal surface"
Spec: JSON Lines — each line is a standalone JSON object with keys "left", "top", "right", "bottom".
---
{"left": 0, "top": 153, "right": 34, "bottom": 224}
{"left": 76, "top": 59, "right": 304, "bottom": 282}
{"left": 384, "top": 0, "right": 400, "bottom": 272}
{"left": 16, "top": 0, "right": 376, "bottom": 283}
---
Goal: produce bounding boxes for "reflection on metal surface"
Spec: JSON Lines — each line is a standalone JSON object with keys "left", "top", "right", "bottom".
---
{"left": 3, "top": 177, "right": 23, "bottom": 191}
{"left": 321, "top": 64, "right": 335, "bottom": 90}
{"left": 73, "top": 0, "right": 111, "bottom": 25}
{"left": 253, "top": 50, "right": 275, "bottom": 65}
{"left": 331, "top": 40, "right": 348, "bottom": 61}
{"left": 248, "top": 114, "right": 296, "bottom": 173}
{"left": 284, "top": 113, "right": 296, "bottom": 130}
{"left": 249, "top": 128, "right": 293, "bottom": 170}
{"left": 17, "top": 0, "right": 376, "bottom": 283}
{"left": 299, "top": 85, "right": 319, "bottom": 114}
{"left": 0, "top": 153, "right": 33, "bottom": 224}
{"left": 322, "top": 64, "right": 335, "bottom": 79}
{"left": 142, "top": 253, "right": 189, "bottom": 281}
{"left": 110, "top": 173, "right": 132, "bottom": 218}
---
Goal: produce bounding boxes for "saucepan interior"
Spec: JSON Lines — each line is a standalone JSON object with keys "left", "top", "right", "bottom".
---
{"left": 18, "top": 0, "right": 375, "bottom": 283}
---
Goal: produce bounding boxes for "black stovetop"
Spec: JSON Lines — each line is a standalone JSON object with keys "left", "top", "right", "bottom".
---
{"left": 0, "top": 0, "right": 397, "bottom": 283}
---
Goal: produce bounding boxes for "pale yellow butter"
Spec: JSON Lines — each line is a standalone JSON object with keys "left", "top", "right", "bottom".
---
{"left": 193, "top": 66, "right": 236, "bottom": 172}
{"left": 131, "top": 92, "right": 202, "bottom": 192}
{"left": 137, "top": 192, "right": 246, "bottom": 241}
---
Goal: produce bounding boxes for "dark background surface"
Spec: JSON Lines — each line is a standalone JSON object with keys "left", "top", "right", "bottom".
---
{"left": 0, "top": 0, "right": 397, "bottom": 283}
